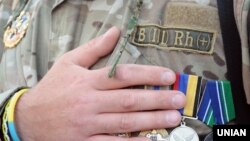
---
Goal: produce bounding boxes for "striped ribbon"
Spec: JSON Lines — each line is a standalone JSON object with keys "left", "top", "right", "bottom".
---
{"left": 173, "top": 73, "right": 202, "bottom": 118}
{"left": 197, "top": 80, "right": 235, "bottom": 126}
{"left": 152, "top": 73, "right": 235, "bottom": 125}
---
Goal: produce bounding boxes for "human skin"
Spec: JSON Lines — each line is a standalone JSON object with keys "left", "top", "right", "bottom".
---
{"left": 14, "top": 27, "right": 186, "bottom": 141}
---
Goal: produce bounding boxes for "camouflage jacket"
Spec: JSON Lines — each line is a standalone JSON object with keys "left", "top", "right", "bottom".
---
{"left": 0, "top": 0, "right": 250, "bottom": 138}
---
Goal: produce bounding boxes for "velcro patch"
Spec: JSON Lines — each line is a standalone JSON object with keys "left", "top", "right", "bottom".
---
{"left": 130, "top": 24, "right": 216, "bottom": 54}
{"left": 164, "top": 2, "right": 220, "bottom": 33}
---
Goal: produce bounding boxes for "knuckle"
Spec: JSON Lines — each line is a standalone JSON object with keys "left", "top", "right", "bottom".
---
{"left": 76, "top": 95, "right": 95, "bottom": 107}
{"left": 69, "top": 100, "right": 96, "bottom": 131}
{"left": 72, "top": 73, "right": 92, "bottom": 88}
{"left": 102, "top": 121, "right": 113, "bottom": 133}
{"left": 119, "top": 114, "right": 135, "bottom": 131}
{"left": 85, "top": 39, "right": 98, "bottom": 48}
{"left": 72, "top": 116, "right": 86, "bottom": 127}
{"left": 156, "top": 92, "right": 171, "bottom": 108}
{"left": 73, "top": 117, "right": 95, "bottom": 133}
{"left": 59, "top": 52, "right": 71, "bottom": 62}
{"left": 152, "top": 112, "right": 163, "bottom": 127}
{"left": 120, "top": 93, "right": 138, "bottom": 110}
{"left": 115, "top": 65, "right": 134, "bottom": 82}
{"left": 55, "top": 53, "right": 73, "bottom": 67}
{"left": 70, "top": 95, "right": 95, "bottom": 117}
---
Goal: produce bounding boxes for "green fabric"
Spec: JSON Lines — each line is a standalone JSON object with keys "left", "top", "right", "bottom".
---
{"left": 222, "top": 81, "right": 236, "bottom": 121}
{"left": 205, "top": 107, "right": 215, "bottom": 127}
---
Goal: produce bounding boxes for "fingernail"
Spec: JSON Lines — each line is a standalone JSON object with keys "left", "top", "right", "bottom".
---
{"left": 161, "top": 71, "right": 175, "bottom": 84}
{"left": 172, "top": 93, "right": 186, "bottom": 108}
{"left": 166, "top": 111, "right": 181, "bottom": 126}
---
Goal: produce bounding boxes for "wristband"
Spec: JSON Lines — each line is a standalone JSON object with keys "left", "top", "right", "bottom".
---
{"left": 2, "top": 100, "right": 11, "bottom": 141}
{"left": 7, "top": 89, "right": 28, "bottom": 141}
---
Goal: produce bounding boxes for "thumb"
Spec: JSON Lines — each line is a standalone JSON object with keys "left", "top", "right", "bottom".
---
{"left": 68, "top": 27, "right": 120, "bottom": 68}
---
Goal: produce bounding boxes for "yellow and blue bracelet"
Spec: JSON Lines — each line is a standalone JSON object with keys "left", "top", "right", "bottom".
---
{"left": 2, "top": 89, "right": 28, "bottom": 141}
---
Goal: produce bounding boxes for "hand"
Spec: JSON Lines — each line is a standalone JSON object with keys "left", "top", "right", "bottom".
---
{"left": 15, "top": 27, "right": 186, "bottom": 141}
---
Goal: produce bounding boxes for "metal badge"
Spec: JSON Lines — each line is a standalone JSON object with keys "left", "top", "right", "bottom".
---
{"left": 3, "top": 11, "right": 31, "bottom": 48}
{"left": 139, "top": 129, "right": 169, "bottom": 141}
{"left": 169, "top": 123, "right": 199, "bottom": 141}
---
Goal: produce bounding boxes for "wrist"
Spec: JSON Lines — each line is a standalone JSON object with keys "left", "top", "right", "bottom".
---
{"left": 15, "top": 89, "right": 34, "bottom": 141}
{"left": 1, "top": 88, "right": 31, "bottom": 141}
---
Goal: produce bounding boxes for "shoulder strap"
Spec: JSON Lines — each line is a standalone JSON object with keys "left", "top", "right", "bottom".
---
{"left": 217, "top": 0, "right": 250, "bottom": 124}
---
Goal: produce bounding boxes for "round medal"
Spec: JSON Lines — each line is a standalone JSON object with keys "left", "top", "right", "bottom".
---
{"left": 139, "top": 129, "right": 169, "bottom": 141}
{"left": 3, "top": 11, "right": 31, "bottom": 48}
{"left": 170, "top": 125, "right": 199, "bottom": 141}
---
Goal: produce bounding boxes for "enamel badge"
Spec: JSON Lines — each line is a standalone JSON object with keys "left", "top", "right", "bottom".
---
{"left": 3, "top": 11, "right": 31, "bottom": 48}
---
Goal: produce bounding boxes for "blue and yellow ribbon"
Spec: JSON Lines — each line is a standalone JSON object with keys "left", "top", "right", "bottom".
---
{"left": 173, "top": 73, "right": 202, "bottom": 118}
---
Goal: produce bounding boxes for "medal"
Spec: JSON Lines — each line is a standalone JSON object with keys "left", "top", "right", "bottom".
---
{"left": 169, "top": 119, "right": 199, "bottom": 141}
{"left": 139, "top": 129, "right": 169, "bottom": 141}
{"left": 3, "top": 11, "right": 31, "bottom": 48}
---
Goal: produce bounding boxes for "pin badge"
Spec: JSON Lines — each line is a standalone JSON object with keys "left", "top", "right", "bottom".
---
{"left": 3, "top": 11, "right": 31, "bottom": 48}
{"left": 139, "top": 129, "right": 169, "bottom": 141}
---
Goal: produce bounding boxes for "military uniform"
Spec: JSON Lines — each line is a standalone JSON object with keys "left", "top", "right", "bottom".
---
{"left": 0, "top": 0, "right": 250, "bottom": 140}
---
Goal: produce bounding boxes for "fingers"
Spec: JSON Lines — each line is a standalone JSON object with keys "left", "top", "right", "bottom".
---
{"left": 88, "top": 135, "right": 149, "bottom": 141}
{"left": 90, "top": 64, "right": 176, "bottom": 90}
{"left": 68, "top": 27, "right": 120, "bottom": 68}
{"left": 95, "top": 110, "right": 181, "bottom": 134}
{"left": 93, "top": 89, "right": 186, "bottom": 113}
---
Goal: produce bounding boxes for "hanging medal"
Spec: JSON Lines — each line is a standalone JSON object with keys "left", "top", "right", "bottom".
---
{"left": 139, "top": 129, "right": 169, "bottom": 141}
{"left": 3, "top": 10, "right": 31, "bottom": 48}
{"left": 169, "top": 118, "right": 199, "bottom": 141}
{"left": 170, "top": 73, "right": 202, "bottom": 141}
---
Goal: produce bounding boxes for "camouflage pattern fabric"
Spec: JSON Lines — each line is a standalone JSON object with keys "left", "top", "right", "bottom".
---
{"left": 0, "top": 0, "right": 249, "bottom": 139}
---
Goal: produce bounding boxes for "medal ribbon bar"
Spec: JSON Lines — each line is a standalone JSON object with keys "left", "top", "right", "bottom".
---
{"left": 173, "top": 73, "right": 202, "bottom": 118}
{"left": 197, "top": 80, "right": 235, "bottom": 126}
{"left": 153, "top": 73, "right": 235, "bottom": 126}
